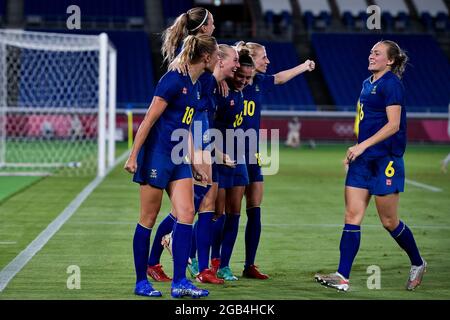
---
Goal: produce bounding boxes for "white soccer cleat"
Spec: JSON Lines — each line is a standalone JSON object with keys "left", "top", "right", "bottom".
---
{"left": 315, "top": 272, "right": 350, "bottom": 292}
{"left": 406, "top": 259, "right": 427, "bottom": 291}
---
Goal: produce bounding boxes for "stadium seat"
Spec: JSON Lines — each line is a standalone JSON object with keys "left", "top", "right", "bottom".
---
{"left": 162, "top": 0, "right": 193, "bottom": 25}
{"left": 257, "top": 41, "right": 315, "bottom": 110}
{"left": 373, "top": 0, "right": 410, "bottom": 30}
{"left": 335, "top": 0, "right": 367, "bottom": 30}
{"left": 260, "top": 0, "right": 292, "bottom": 35}
{"left": 22, "top": 30, "right": 154, "bottom": 109}
{"left": 298, "top": 0, "right": 331, "bottom": 30}
{"left": 412, "top": 0, "right": 449, "bottom": 31}
{"left": 24, "top": 0, "right": 145, "bottom": 27}
{"left": 311, "top": 33, "right": 450, "bottom": 112}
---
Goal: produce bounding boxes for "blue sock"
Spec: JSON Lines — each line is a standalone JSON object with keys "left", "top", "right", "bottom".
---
{"left": 388, "top": 220, "right": 423, "bottom": 266}
{"left": 197, "top": 211, "right": 214, "bottom": 272}
{"left": 147, "top": 213, "right": 176, "bottom": 266}
{"left": 245, "top": 207, "right": 261, "bottom": 268}
{"left": 194, "top": 184, "right": 211, "bottom": 213}
{"left": 172, "top": 222, "right": 193, "bottom": 283}
{"left": 220, "top": 214, "right": 240, "bottom": 268}
{"left": 133, "top": 223, "right": 152, "bottom": 284}
{"left": 337, "top": 224, "right": 361, "bottom": 279}
{"left": 190, "top": 220, "right": 198, "bottom": 260}
{"left": 211, "top": 214, "right": 225, "bottom": 259}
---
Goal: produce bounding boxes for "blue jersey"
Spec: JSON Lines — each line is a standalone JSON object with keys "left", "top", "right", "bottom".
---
{"left": 215, "top": 85, "right": 245, "bottom": 161}
{"left": 145, "top": 70, "right": 201, "bottom": 155}
{"left": 358, "top": 71, "right": 406, "bottom": 158}
{"left": 242, "top": 73, "right": 275, "bottom": 152}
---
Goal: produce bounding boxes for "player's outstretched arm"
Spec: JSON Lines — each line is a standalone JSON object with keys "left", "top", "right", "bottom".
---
{"left": 124, "top": 97, "right": 168, "bottom": 173}
{"left": 274, "top": 59, "right": 315, "bottom": 85}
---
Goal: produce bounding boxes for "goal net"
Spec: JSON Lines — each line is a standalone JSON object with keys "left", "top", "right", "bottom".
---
{"left": 0, "top": 30, "right": 116, "bottom": 177}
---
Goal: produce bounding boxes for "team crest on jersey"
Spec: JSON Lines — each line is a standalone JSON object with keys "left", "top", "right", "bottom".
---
{"left": 150, "top": 169, "right": 157, "bottom": 179}
{"left": 371, "top": 85, "right": 377, "bottom": 94}
{"left": 182, "top": 87, "right": 187, "bottom": 94}
{"left": 386, "top": 179, "right": 392, "bottom": 186}
{"left": 230, "top": 99, "right": 235, "bottom": 107}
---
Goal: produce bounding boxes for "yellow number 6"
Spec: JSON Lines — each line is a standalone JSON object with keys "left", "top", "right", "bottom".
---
{"left": 385, "top": 161, "right": 395, "bottom": 177}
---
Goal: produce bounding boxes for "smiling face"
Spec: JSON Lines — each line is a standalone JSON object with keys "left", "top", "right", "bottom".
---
{"left": 221, "top": 47, "right": 240, "bottom": 79}
{"left": 232, "top": 65, "right": 254, "bottom": 91}
{"left": 368, "top": 42, "right": 393, "bottom": 74}
{"left": 252, "top": 47, "right": 270, "bottom": 73}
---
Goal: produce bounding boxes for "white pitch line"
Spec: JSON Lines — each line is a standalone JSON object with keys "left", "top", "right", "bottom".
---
{"left": 405, "top": 179, "right": 443, "bottom": 192}
{"left": 0, "top": 151, "right": 129, "bottom": 292}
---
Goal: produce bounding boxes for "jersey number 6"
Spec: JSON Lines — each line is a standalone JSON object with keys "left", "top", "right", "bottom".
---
{"left": 385, "top": 161, "right": 395, "bottom": 177}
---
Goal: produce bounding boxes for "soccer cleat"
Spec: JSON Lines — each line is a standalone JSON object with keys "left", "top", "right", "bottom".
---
{"left": 242, "top": 265, "right": 269, "bottom": 280}
{"left": 406, "top": 259, "right": 427, "bottom": 291}
{"left": 210, "top": 258, "right": 221, "bottom": 275}
{"left": 217, "top": 266, "right": 238, "bottom": 281}
{"left": 134, "top": 280, "right": 162, "bottom": 297}
{"left": 161, "top": 232, "right": 173, "bottom": 257}
{"left": 187, "top": 257, "right": 199, "bottom": 278}
{"left": 314, "top": 272, "right": 350, "bottom": 292}
{"left": 171, "top": 278, "right": 209, "bottom": 298}
{"left": 147, "top": 264, "right": 172, "bottom": 282}
{"left": 196, "top": 269, "right": 225, "bottom": 284}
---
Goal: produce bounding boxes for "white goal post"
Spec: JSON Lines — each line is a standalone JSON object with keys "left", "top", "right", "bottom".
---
{"left": 0, "top": 30, "right": 116, "bottom": 177}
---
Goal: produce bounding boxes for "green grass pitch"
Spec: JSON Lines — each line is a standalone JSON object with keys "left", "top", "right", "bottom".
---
{"left": 0, "top": 143, "right": 449, "bottom": 300}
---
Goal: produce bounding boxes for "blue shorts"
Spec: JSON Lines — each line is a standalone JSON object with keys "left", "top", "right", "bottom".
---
{"left": 192, "top": 111, "right": 211, "bottom": 151}
{"left": 133, "top": 149, "right": 192, "bottom": 189}
{"left": 245, "top": 151, "right": 263, "bottom": 183}
{"left": 246, "top": 163, "right": 263, "bottom": 183}
{"left": 218, "top": 163, "right": 249, "bottom": 189}
{"left": 345, "top": 155, "right": 405, "bottom": 196}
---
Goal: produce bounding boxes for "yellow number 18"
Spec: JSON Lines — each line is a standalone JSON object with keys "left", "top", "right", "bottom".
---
{"left": 182, "top": 106, "right": 194, "bottom": 125}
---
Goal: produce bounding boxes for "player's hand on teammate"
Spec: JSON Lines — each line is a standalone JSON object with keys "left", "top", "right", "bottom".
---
{"left": 124, "top": 157, "right": 137, "bottom": 174}
{"left": 192, "top": 165, "right": 208, "bottom": 185}
{"left": 302, "top": 60, "right": 315, "bottom": 72}
{"left": 345, "top": 143, "right": 366, "bottom": 163}
{"left": 223, "top": 153, "right": 236, "bottom": 168}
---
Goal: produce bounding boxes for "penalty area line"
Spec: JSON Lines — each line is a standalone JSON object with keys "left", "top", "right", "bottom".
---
{"left": 0, "top": 151, "right": 130, "bottom": 292}
{"left": 405, "top": 178, "right": 442, "bottom": 192}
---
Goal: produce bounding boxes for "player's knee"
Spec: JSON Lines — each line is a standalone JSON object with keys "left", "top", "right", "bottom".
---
{"left": 380, "top": 216, "right": 398, "bottom": 231}
{"left": 344, "top": 209, "right": 364, "bottom": 225}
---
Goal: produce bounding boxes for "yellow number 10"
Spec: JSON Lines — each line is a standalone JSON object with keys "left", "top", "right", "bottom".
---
{"left": 182, "top": 106, "right": 194, "bottom": 124}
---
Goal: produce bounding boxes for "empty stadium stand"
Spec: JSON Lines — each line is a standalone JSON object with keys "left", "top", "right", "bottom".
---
{"left": 373, "top": 0, "right": 410, "bottom": 31}
{"left": 412, "top": 0, "right": 449, "bottom": 31}
{"left": 298, "top": 0, "right": 332, "bottom": 30}
{"left": 257, "top": 41, "right": 315, "bottom": 110}
{"left": 312, "top": 33, "right": 450, "bottom": 112}
{"left": 0, "top": 0, "right": 5, "bottom": 25}
{"left": 260, "top": 0, "right": 292, "bottom": 36}
{"left": 335, "top": 0, "right": 369, "bottom": 30}
{"left": 24, "top": 0, "right": 145, "bottom": 28}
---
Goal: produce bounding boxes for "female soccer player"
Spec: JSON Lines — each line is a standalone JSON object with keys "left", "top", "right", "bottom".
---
{"left": 228, "top": 41, "right": 315, "bottom": 279}
{"left": 211, "top": 52, "right": 254, "bottom": 281}
{"left": 146, "top": 7, "right": 215, "bottom": 282}
{"left": 315, "top": 40, "right": 427, "bottom": 292}
{"left": 192, "top": 44, "right": 240, "bottom": 284}
{"left": 124, "top": 34, "right": 218, "bottom": 298}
